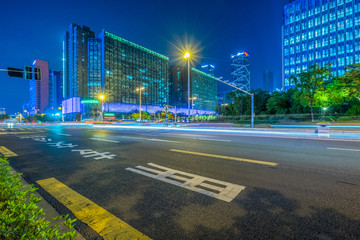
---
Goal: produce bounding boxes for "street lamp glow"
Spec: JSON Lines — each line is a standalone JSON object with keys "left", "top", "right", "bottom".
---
{"left": 98, "top": 94, "right": 105, "bottom": 100}
{"left": 184, "top": 52, "right": 190, "bottom": 59}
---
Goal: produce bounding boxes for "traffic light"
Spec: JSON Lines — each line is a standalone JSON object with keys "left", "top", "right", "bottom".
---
{"left": 7, "top": 67, "right": 24, "bottom": 78}
{"left": 24, "top": 66, "right": 32, "bottom": 80}
{"left": 34, "top": 67, "right": 41, "bottom": 80}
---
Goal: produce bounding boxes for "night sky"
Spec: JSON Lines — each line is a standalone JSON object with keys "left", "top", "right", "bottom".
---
{"left": 0, "top": 0, "right": 289, "bottom": 113}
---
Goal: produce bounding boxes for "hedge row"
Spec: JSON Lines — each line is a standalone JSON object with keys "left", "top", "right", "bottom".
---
{"left": 0, "top": 157, "right": 77, "bottom": 239}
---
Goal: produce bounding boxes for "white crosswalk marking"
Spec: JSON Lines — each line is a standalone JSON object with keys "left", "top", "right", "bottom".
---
{"left": 126, "top": 163, "right": 245, "bottom": 202}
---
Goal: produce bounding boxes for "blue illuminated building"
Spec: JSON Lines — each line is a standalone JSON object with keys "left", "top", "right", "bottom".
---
{"left": 63, "top": 24, "right": 169, "bottom": 109}
{"left": 283, "top": 0, "right": 360, "bottom": 88}
{"left": 169, "top": 65, "right": 218, "bottom": 111}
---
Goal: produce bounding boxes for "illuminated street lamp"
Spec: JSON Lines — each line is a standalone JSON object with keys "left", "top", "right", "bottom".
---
{"left": 221, "top": 103, "right": 228, "bottom": 118}
{"left": 136, "top": 86, "right": 145, "bottom": 122}
{"left": 184, "top": 52, "right": 191, "bottom": 122}
{"left": 189, "top": 96, "right": 197, "bottom": 111}
{"left": 323, "top": 107, "right": 328, "bottom": 122}
{"left": 98, "top": 94, "right": 106, "bottom": 121}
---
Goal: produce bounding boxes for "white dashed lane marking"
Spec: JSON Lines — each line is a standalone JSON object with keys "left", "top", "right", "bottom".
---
{"left": 327, "top": 147, "right": 360, "bottom": 152}
{"left": 90, "top": 138, "right": 120, "bottom": 143}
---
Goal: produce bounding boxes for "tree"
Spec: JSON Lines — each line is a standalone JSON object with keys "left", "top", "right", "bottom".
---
{"left": 290, "top": 64, "right": 331, "bottom": 122}
{"left": 266, "top": 91, "right": 291, "bottom": 115}
{"left": 130, "top": 111, "right": 150, "bottom": 121}
{"left": 313, "top": 79, "right": 347, "bottom": 109}
{"left": 0, "top": 114, "right": 11, "bottom": 122}
{"left": 339, "top": 64, "right": 360, "bottom": 101}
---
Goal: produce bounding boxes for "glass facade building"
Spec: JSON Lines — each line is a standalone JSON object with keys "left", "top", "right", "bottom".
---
{"left": 169, "top": 65, "right": 218, "bottom": 111}
{"left": 64, "top": 24, "right": 170, "bottom": 108}
{"left": 100, "top": 31, "right": 169, "bottom": 105}
{"left": 230, "top": 52, "right": 250, "bottom": 91}
{"left": 64, "top": 24, "right": 95, "bottom": 99}
{"left": 283, "top": 0, "right": 360, "bottom": 88}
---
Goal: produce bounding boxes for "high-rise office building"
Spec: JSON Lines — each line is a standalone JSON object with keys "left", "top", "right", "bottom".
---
{"left": 63, "top": 24, "right": 95, "bottom": 99}
{"left": 231, "top": 52, "right": 250, "bottom": 91}
{"left": 29, "top": 60, "right": 49, "bottom": 114}
{"left": 63, "top": 24, "right": 169, "bottom": 107}
{"left": 49, "top": 70, "right": 63, "bottom": 110}
{"left": 283, "top": 0, "right": 360, "bottom": 89}
{"left": 29, "top": 60, "right": 63, "bottom": 115}
{"left": 201, "top": 64, "right": 215, "bottom": 76}
{"left": 263, "top": 70, "right": 274, "bottom": 92}
{"left": 169, "top": 65, "right": 218, "bottom": 111}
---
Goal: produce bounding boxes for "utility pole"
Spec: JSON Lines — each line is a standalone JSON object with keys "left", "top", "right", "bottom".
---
{"left": 216, "top": 77, "right": 254, "bottom": 128}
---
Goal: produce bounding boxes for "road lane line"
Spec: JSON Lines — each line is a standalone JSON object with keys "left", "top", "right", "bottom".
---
{"left": 170, "top": 149, "right": 278, "bottom": 166}
{"left": 126, "top": 163, "right": 245, "bottom": 202}
{"left": 36, "top": 178, "right": 151, "bottom": 240}
{"left": 0, "top": 146, "right": 18, "bottom": 157}
{"left": 58, "top": 133, "right": 71, "bottom": 136}
{"left": 146, "top": 138, "right": 181, "bottom": 143}
{"left": 195, "top": 138, "right": 231, "bottom": 142}
{"left": 327, "top": 147, "right": 360, "bottom": 152}
{"left": 90, "top": 138, "right": 119, "bottom": 143}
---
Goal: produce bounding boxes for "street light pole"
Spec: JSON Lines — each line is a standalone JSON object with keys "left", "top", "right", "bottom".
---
{"left": 184, "top": 52, "right": 191, "bottom": 123}
{"left": 136, "top": 86, "right": 145, "bottom": 122}
{"left": 251, "top": 94, "right": 254, "bottom": 128}
{"left": 98, "top": 94, "right": 105, "bottom": 121}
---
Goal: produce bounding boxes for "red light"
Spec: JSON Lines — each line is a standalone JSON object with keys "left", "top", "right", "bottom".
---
{"left": 244, "top": 52, "right": 249, "bottom": 56}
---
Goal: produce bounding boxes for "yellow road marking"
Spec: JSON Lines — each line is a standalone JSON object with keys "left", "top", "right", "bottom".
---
{"left": 0, "top": 132, "right": 33, "bottom": 135}
{"left": 170, "top": 149, "right": 278, "bottom": 166}
{"left": 0, "top": 146, "right": 18, "bottom": 157}
{"left": 36, "top": 178, "right": 151, "bottom": 240}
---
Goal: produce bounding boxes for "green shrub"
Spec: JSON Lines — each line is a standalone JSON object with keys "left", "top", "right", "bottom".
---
{"left": 337, "top": 116, "right": 352, "bottom": 122}
{"left": 0, "top": 158, "right": 77, "bottom": 239}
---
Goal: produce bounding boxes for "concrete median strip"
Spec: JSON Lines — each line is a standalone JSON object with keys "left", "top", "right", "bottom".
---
{"left": 0, "top": 146, "right": 18, "bottom": 157}
{"left": 36, "top": 177, "right": 151, "bottom": 240}
{"left": 170, "top": 149, "right": 278, "bottom": 166}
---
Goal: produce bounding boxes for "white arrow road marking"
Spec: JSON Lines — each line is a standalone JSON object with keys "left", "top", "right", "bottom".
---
{"left": 126, "top": 163, "right": 245, "bottom": 202}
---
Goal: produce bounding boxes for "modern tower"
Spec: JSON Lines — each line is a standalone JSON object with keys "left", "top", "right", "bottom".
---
{"left": 263, "top": 70, "right": 274, "bottom": 92}
{"left": 63, "top": 24, "right": 95, "bottom": 99}
{"left": 63, "top": 24, "right": 169, "bottom": 108}
{"left": 230, "top": 52, "right": 250, "bottom": 91}
{"left": 169, "top": 65, "right": 218, "bottom": 111}
{"left": 283, "top": 0, "right": 360, "bottom": 89}
{"left": 29, "top": 60, "right": 49, "bottom": 114}
{"left": 49, "top": 70, "right": 63, "bottom": 110}
{"left": 28, "top": 60, "right": 63, "bottom": 115}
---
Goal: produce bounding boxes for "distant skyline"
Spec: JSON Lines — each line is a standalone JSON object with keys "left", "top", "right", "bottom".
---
{"left": 0, "top": 0, "right": 288, "bottom": 113}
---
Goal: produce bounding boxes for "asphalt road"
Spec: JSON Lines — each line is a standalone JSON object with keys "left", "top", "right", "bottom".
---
{"left": 1, "top": 125, "right": 360, "bottom": 239}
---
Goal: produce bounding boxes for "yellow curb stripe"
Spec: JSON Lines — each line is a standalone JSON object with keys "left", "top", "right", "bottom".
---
{"left": 170, "top": 149, "right": 278, "bottom": 166}
{"left": 0, "top": 146, "right": 18, "bottom": 157}
{"left": 36, "top": 178, "right": 151, "bottom": 240}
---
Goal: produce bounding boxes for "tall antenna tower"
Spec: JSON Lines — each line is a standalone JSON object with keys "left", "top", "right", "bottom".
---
{"left": 230, "top": 52, "right": 250, "bottom": 91}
